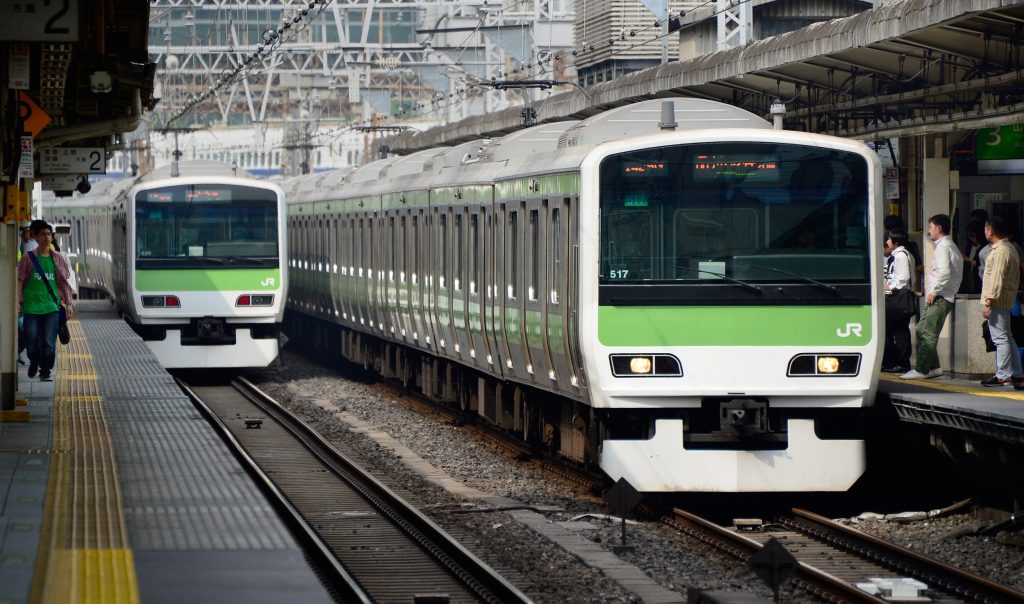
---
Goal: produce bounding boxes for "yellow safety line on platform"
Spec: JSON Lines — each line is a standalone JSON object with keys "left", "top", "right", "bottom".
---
{"left": 880, "top": 373, "right": 1024, "bottom": 401}
{"left": 30, "top": 319, "right": 139, "bottom": 604}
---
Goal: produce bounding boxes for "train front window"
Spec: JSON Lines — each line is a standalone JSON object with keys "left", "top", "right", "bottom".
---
{"left": 135, "top": 185, "right": 279, "bottom": 268}
{"left": 599, "top": 143, "right": 870, "bottom": 298}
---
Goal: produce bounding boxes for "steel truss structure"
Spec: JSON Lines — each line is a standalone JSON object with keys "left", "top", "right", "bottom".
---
{"left": 149, "top": 0, "right": 575, "bottom": 130}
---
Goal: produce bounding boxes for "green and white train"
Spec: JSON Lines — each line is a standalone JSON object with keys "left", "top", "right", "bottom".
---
{"left": 286, "top": 97, "right": 882, "bottom": 493}
{"left": 46, "top": 161, "right": 287, "bottom": 368}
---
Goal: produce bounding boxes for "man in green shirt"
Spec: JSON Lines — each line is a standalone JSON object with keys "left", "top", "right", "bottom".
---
{"left": 17, "top": 220, "right": 75, "bottom": 382}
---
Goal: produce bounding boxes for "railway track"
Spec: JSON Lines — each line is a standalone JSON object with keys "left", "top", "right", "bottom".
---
{"left": 665, "top": 507, "right": 1024, "bottom": 604}
{"left": 367, "top": 380, "right": 608, "bottom": 495}
{"left": 179, "top": 376, "right": 532, "bottom": 604}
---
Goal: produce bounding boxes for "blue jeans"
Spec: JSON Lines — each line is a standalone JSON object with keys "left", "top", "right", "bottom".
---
{"left": 988, "top": 306, "right": 1022, "bottom": 380}
{"left": 23, "top": 311, "right": 59, "bottom": 375}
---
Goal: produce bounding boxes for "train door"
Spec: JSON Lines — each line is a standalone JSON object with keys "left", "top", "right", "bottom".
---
{"left": 407, "top": 209, "right": 427, "bottom": 353}
{"left": 422, "top": 206, "right": 439, "bottom": 352}
{"left": 499, "top": 199, "right": 531, "bottom": 381}
{"left": 564, "top": 194, "right": 586, "bottom": 394}
{"left": 396, "top": 210, "right": 413, "bottom": 346}
{"left": 546, "top": 199, "right": 576, "bottom": 396}
{"left": 370, "top": 209, "right": 385, "bottom": 337}
{"left": 434, "top": 206, "right": 455, "bottom": 360}
{"left": 466, "top": 204, "right": 489, "bottom": 371}
{"left": 451, "top": 206, "right": 472, "bottom": 364}
{"left": 383, "top": 211, "right": 398, "bottom": 339}
{"left": 524, "top": 198, "right": 555, "bottom": 390}
{"left": 330, "top": 214, "right": 341, "bottom": 321}
{"left": 341, "top": 215, "right": 355, "bottom": 326}
{"left": 356, "top": 213, "right": 370, "bottom": 332}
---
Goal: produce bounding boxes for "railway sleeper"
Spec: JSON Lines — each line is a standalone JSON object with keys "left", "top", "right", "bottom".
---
{"left": 285, "top": 309, "right": 599, "bottom": 467}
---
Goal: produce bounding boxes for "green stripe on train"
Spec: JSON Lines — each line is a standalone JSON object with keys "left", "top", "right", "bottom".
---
{"left": 598, "top": 306, "right": 873, "bottom": 346}
{"left": 136, "top": 269, "right": 281, "bottom": 292}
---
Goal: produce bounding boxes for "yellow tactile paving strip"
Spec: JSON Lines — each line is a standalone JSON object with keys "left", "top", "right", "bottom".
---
{"left": 880, "top": 373, "right": 1024, "bottom": 401}
{"left": 30, "top": 319, "right": 139, "bottom": 604}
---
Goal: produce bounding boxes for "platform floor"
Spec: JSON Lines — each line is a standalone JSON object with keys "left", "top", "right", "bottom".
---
{"left": 879, "top": 372, "right": 1024, "bottom": 444}
{"left": 0, "top": 300, "right": 333, "bottom": 604}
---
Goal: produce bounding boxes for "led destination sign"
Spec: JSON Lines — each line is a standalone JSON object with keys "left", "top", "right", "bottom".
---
{"left": 143, "top": 187, "right": 233, "bottom": 203}
{"left": 693, "top": 154, "right": 779, "bottom": 182}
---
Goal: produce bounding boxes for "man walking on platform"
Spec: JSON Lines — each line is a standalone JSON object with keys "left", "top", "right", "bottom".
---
{"left": 978, "top": 217, "right": 1024, "bottom": 387}
{"left": 17, "top": 220, "right": 75, "bottom": 382}
{"left": 902, "top": 214, "right": 962, "bottom": 380}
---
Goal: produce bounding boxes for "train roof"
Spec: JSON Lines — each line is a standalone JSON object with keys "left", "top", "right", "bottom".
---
{"left": 142, "top": 160, "right": 252, "bottom": 181}
{"left": 286, "top": 98, "right": 774, "bottom": 202}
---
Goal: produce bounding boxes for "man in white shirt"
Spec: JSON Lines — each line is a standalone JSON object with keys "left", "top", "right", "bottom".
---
{"left": 902, "top": 214, "right": 963, "bottom": 379}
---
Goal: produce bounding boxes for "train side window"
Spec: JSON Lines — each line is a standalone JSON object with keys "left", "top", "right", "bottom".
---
{"left": 528, "top": 209, "right": 539, "bottom": 301}
{"left": 350, "top": 218, "right": 357, "bottom": 274}
{"left": 469, "top": 213, "right": 479, "bottom": 295}
{"left": 333, "top": 217, "right": 340, "bottom": 272}
{"left": 411, "top": 214, "right": 419, "bottom": 284}
{"left": 507, "top": 210, "right": 518, "bottom": 299}
{"left": 454, "top": 211, "right": 463, "bottom": 292}
{"left": 400, "top": 216, "right": 407, "bottom": 283}
{"left": 439, "top": 212, "right": 447, "bottom": 289}
{"left": 550, "top": 207, "right": 560, "bottom": 304}
{"left": 389, "top": 216, "right": 396, "bottom": 281}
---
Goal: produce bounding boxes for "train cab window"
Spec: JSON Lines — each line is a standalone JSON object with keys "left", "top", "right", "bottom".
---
{"left": 598, "top": 142, "right": 870, "bottom": 303}
{"left": 134, "top": 184, "right": 278, "bottom": 268}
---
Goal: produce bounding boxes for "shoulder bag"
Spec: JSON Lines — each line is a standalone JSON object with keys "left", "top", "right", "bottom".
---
{"left": 27, "top": 252, "right": 70, "bottom": 345}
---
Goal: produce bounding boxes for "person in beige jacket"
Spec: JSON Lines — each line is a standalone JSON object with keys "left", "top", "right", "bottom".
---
{"left": 979, "top": 216, "right": 1023, "bottom": 388}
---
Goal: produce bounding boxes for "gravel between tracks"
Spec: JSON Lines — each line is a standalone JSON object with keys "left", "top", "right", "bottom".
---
{"left": 250, "top": 351, "right": 1024, "bottom": 602}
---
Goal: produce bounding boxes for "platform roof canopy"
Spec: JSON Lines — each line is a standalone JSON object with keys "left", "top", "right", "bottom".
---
{"left": 384, "top": 0, "right": 1024, "bottom": 154}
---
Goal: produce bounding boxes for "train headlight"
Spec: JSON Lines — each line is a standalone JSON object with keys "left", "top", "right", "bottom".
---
{"left": 817, "top": 356, "right": 840, "bottom": 373}
{"left": 788, "top": 354, "right": 860, "bottom": 377}
{"left": 610, "top": 354, "right": 682, "bottom": 377}
{"left": 630, "top": 357, "right": 652, "bottom": 374}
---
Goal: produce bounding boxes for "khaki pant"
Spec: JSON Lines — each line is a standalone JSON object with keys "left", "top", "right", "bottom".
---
{"left": 914, "top": 297, "right": 952, "bottom": 373}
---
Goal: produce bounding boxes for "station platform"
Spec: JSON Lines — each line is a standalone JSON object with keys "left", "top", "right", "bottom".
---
{"left": 878, "top": 373, "right": 1024, "bottom": 445}
{"left": 0, "top": 300, "right": 332, "bottom": 604}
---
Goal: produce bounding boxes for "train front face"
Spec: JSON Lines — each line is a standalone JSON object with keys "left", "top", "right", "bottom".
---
{"left": 579, "top": 131, "right": 883, "bottom": 493}
{"left": 129, "top": 179, "right": 287, "bottom": 368}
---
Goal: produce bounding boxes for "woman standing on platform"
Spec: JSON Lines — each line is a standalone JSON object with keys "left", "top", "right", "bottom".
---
{"left": 883, "top": 228, "right": 915, "bottom": 373}
{"left": 17, "top": 220, "right": 75, "bottom": 382}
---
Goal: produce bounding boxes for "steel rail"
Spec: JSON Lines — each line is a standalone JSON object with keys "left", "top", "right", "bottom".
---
{"left": 788, "top": 508, "right": 1024, "bottom": 604}
{"left": 176, "top": 378, "right": 373, "bottom": 604}
{"left": 233, "top": 376, "right": 533, "bottom": 604}
{"left": 667, "top": 508, "right": 889, "bottom": 604}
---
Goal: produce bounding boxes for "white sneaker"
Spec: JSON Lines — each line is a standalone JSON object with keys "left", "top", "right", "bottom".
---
{"left": 900, "top": 369, "right": 927, "bottom": 379}
{"left": 925, "top": 368, "right": 943, "bottom": 379}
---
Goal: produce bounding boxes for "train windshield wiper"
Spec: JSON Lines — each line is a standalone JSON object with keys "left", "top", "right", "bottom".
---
{"left": 674, "top": 265, "right": 762, "bottom": 294}
{"left": 733, "top": 261, "right": 839, "bottom": 295}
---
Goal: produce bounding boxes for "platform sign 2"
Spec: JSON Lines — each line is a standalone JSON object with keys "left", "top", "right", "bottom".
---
{"left": 40, "top": 147, "right": 105, "bottom": 174}
{"left": 0, "top": 0, "right": 79, "bottom": 42}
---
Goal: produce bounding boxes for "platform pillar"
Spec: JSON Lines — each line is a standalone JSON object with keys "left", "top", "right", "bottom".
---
{"left": 1, "top": 221, "right": 17, "bottom": 411}
{"left": 922, "top": 135, "right": 953, "bottom": 372}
